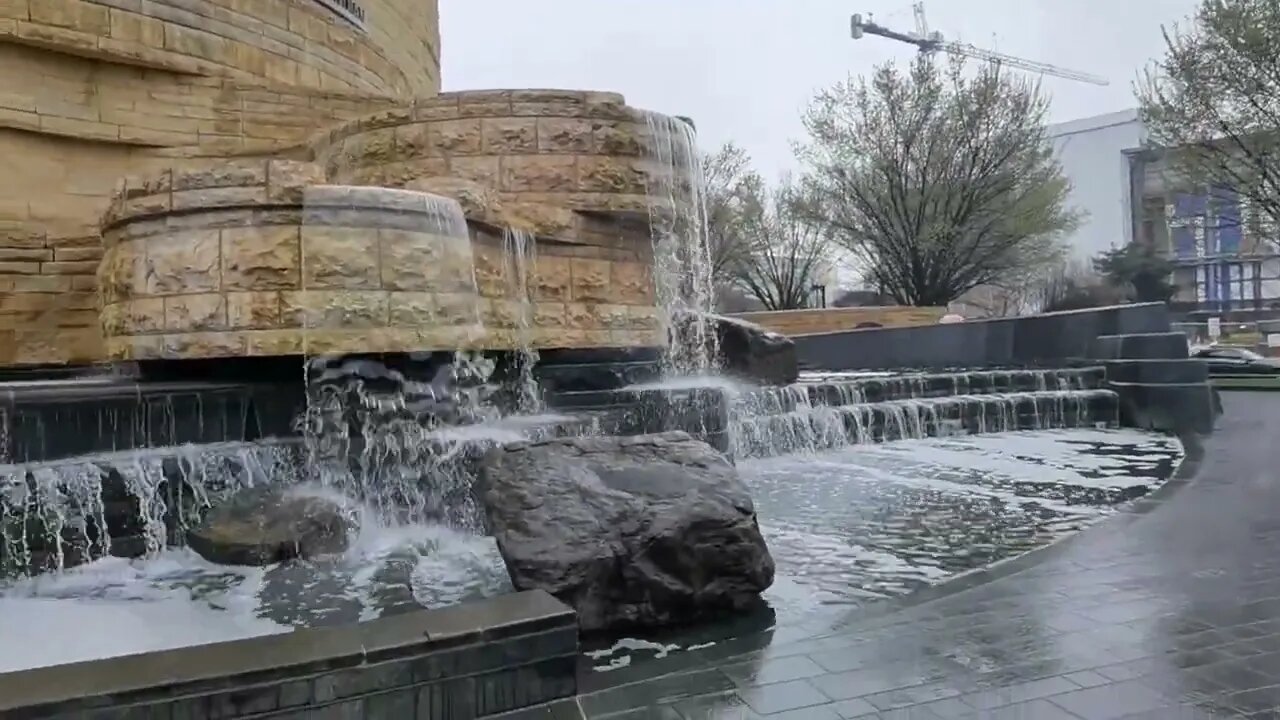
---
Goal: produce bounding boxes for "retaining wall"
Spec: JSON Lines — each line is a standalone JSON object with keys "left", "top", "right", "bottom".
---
{"left": 0, "top": 590, "right": 577, "bottom": 719}
{"left": 793, "top": 303, "right": 1173, "bottom": 370}
{"left": 732, "top": 306, "right": 945, "bottom": 336}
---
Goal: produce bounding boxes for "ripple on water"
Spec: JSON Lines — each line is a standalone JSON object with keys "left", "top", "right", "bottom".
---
{"left": 743, "top": 428, "right": 1182, "bottom": 619}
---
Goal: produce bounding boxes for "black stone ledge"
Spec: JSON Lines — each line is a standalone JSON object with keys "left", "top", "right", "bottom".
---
{"left": 0, "top": 590, "right": 576, "bottom": 719}
{"left": 1091, "top": 332, "right": 1191, "bottom": 360}
{"left": 1105, "top": 358, "right": 1208, "bottom": 384}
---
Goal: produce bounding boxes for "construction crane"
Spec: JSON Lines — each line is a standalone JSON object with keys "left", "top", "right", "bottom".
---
{"left": 851, "top": 2, "right": 1109, "bottom": 86}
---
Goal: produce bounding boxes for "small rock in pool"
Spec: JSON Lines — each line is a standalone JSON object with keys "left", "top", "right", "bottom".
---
{"left": 186, "top": 487, "right": 354, "bottom": 566}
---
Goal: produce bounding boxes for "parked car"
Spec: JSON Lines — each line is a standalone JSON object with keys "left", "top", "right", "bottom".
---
{"left": 1191, "top": 346, "right": 1280, "bottom": 376}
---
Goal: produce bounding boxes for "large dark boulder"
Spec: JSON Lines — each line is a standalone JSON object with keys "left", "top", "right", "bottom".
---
{"left": 675, "top": 311, "right": 798, "bottom": 386}
{"left": 478, "top": 432, "right": 774, "bottom": 631}
{"left": 186, "top": 487, "right": 354, "bottom": 566}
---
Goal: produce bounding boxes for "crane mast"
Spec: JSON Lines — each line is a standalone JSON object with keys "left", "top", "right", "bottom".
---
{"left": 851, "top": 2, "right": 1109, "bottom": 87}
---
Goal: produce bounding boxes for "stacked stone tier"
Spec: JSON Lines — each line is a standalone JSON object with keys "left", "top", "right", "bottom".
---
{"left": 312, "top": 89, "right": 690, "bottom": 241}
{"left": 97, "top": 158, "right": 663, "bottom": 358}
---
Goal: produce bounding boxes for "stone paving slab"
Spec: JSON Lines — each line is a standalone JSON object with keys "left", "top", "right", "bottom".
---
{"left": 574, "top": 393, "right": 1280, "bottom": 719}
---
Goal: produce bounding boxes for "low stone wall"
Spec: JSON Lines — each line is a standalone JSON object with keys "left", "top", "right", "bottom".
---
{"left": 0, "top": 590, "right": 578, "bottom": 719}
{"left": 732, "top": 306, "right": 945, "bottom": 336}
{"left": 794, "top": 303, "right": 1173, "bottom": 370}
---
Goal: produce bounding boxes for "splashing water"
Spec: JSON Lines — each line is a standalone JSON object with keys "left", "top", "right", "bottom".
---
{"left": 642, "top": 112, "right": 719, "bottom": 377}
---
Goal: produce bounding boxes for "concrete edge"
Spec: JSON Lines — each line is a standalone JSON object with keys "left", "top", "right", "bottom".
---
{"left": 0, "top": 590, "right": 578, "bottom": 718}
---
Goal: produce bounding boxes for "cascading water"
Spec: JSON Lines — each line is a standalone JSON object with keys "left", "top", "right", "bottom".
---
{"left": 728, "top": 368, "right": 1117, "bottom": 459}
{"left": 642, "top": 112, "right": 719, "bottom": 377}
{"left": 502, "top": 227, "right": 541, "bottom": 414}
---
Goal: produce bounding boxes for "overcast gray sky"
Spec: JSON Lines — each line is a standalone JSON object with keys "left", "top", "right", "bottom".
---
{"left": 441, "top": 0, "right": 1200, "bottom": 180}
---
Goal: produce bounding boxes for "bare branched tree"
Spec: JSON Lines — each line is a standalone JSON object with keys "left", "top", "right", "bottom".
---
{"left": 702, "top": 142, "right": 765, "bottom": 283}
{"left": 795, "top": 56, "right": 1077, "bottom": 306}
{"left": 728, "top": 181, "right": 834, "bottom": 311}
{"left": 1138, "top": 0, "right": 1280, "bottom": 233}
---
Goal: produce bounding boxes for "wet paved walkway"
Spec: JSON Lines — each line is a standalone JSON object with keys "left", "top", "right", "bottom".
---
{"left": 563, "top": 392, "right": 1280, "bottom": 719}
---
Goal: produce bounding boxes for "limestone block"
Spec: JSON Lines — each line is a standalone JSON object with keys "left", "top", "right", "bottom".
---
{"left": 501, "top": 155, "right": 577, "bottom": 193}
{"left": 590, "top": 304, "right": 632, "bottom": 330}
{"left": 227, "top": 292, "right": 282, "bottom": 329}
{"left": 146, "top": 230, "right": 220, "bottom": 295}
{"left": 432, "top": 292, "right": 483, "bottom": 327}
{"left": 281, "top": 290, "right": 388, "bottom": 329}
{"left": 565, "top": 303, "right": 594, "bottom": 330}
{"left": 578, "top": 157, "right": 647, "bottom": 194}
{"left": 244, "top": 329, "right": 303, "bottom": 356}
{"left": 503, "top": 201, "right": 576, "bottom": 239}
{"left": 165, "top": 294, "right": 226, "bottom": 332}
{"left": 570, "top": 257, "right": 612, "bottom": 303}
{"left": 627, "top": 305, "right": 662, "bottom": 330}
{"left": 404, "top": 178, "right": 503, "bottom": 221}
{"left": 164, "top": 332, "right": 247, "bottom": 358}
{"left": 347, "top": 128, "right": 397, "bottom": 166}
{"left": 483, "top": 299, "right": 523, "bottom": 330}
{"left": 267, "top": 161, "right": 325, "bottom": 202}
{"left": 171, "top": 163, "right": 267, "bottom": 192}
{"left": 378, "top": 229, "right": 475, "bottom": 292}
{"left": 594, "top": 122, "right": 646, "bottom": 156}
{"left": 121, "top": 298, "right": 164, "bottom": 334}
{"left": 612, "top": 261, "right": 656, "bottom": 305}
{"left": 301, "top": 226, "right": 379, "bottom": 289}
{"left": 394, "top": 123, "right": 433, "bottom": 158}
{"left": 123, "top": 193, "right": 171, "bottom": 219}
{"left": 537, "top": 118, "right": 594, "bottom": 154}
{"left": 481, "top": 118, "right": 538, "bottom": 154}
{"left": 221, "top": 226, "right": 301, "bottom": 290}
{"left": 470, "top": 243, "right": 508, "bottom": 298}
{"left": 447, "top": 156, "right": 500, "bottom": 187}
{"left": 381, "top": 159, "right": 450, "bottom": 188}
{"left": 431, "top": 119, "right": 482, "bottom": 155}
{"left": 531, "top": 255, "right": 571, "bottom": 301}
{"left": 170, "top": 187, "right": 269, "bottom": 213}
{"left": 533, "top": 302, "right": 567, "bottom": 329}
{"left": 388, "top": 292, "right": 438, "bottom": 326}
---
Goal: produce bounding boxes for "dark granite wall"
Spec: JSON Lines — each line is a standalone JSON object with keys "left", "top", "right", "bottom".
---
{"left": 793, "top": 302, "right": 1172, "bottom": 371}
{"left": 0, "top": 591, "right": 577, "bottom": 720}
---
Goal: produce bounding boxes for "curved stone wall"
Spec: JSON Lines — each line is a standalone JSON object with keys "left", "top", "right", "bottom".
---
{"left": 97, "top": 159, "right": 663, "bottom": 358}
{"left": 313, "top": 90, "right": 677, "bottom": 239}
{"left": 1, "top": 0, "right": 440, "bottom": 95}
{"left": 99, "top": 163, "right": 487, "bottom": 359}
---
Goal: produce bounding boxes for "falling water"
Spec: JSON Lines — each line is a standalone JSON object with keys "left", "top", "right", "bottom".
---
{"left": 503, "top": 227, "right": 541, "bottom": 414}
{"left": 642, "top": 112, "right": 718, "bottom": 376}
{"left": 0, "top": 442, "right": 297, "bottom": 576}
{"left": 727, "top": 367, "right": 1116, "bottom": 459}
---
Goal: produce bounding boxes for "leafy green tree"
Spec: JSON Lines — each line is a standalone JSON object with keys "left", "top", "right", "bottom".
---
{"left": 795, "top": 56, "right": 1077, "bottom": 306}
{"left": 1093, "top": 244, "right": 1177, "bottom": 302}
{"left": 1138, "top": 0, "right": 1280, "bottom": 233}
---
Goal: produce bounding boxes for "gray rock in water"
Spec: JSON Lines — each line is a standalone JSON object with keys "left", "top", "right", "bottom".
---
{"left": 675, "top": 311, "right": 799, "bottom": 386}
{"left": 186, "top": 487, "right": 354, "bottom": 566}
{"left": 478, "top": 431, "right": 774, "bottom": 631}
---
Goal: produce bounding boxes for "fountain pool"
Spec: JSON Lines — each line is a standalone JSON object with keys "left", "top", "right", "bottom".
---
{"left": 0, "top": 422, "right": 1181, "bottom": 675}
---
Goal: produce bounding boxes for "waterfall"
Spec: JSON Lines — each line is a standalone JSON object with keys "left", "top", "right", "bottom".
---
{"left": 727, "top": 368, "right": 1116, "bottom": 459}
{"left": 502, "top": 227, "right": 541, "bottom": 414}
{"left": 642, "top": 112, "right": 718, "bottom": 377}
{"left": 0, "top": 442, "right": 298, "bottom": 576}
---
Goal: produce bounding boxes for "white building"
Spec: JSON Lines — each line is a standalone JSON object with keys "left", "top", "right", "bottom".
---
{"left": 1047, "top": 109, "right": 1146, "bottom": 263}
